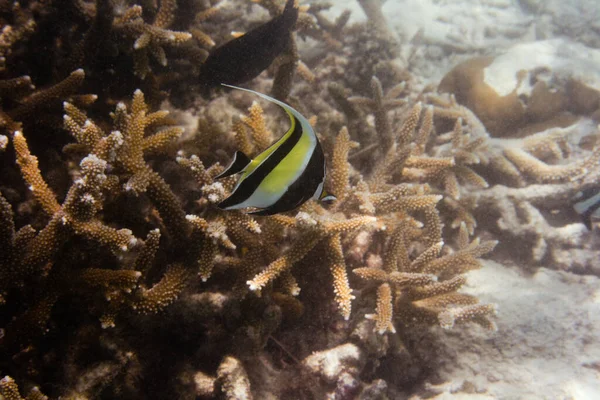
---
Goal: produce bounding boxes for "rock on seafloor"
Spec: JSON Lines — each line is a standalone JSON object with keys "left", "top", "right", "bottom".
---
{"left": 424, "top": 260, "right": 600, "bottom": 399}
{"left": 438, "top": 39, "right": 600, "bottom": 136}
{"left": 303, "top": 343, "right": 364, "bottom": 384}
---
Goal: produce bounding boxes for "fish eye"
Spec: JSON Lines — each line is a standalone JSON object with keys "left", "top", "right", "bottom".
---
{"left": 320, "top": 195, "right": 337, "bottom": 204}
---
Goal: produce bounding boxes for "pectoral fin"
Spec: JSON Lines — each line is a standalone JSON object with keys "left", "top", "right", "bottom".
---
{"left": 215, "top": 151, "right": 251, "bottom": 180}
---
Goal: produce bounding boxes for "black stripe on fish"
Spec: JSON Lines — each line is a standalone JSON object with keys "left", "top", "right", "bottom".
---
{"left": 248, "top": 139, "right": 325, "bottom": 216}
{"left": 218, "top": 115, "right": 305, "bottom": 210}
{"left": 215, "top": 151, "right": 251, "bottom": 180}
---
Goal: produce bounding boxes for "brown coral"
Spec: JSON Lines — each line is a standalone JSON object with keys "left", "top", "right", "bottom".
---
{"left": 113, "top": 1, "right": 193, "bottom": 79}
{"left": 354, "top": 221, "right": 497, "bottom": 334}
{"left": 0, "top": 89, "right": 229, "bottom": 357}
{"left": 6, "top": 1, "right": 588, "bottom": 398}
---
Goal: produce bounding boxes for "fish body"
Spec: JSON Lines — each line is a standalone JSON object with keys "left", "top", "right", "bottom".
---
{"left": 217, "top": 84, "right": 334, "bottom": 216}
{"left": 573, "top": 185, "right": 600, "bottom": 230}
{"left": 198, "top": 0, "right": 298, "bottom": 95}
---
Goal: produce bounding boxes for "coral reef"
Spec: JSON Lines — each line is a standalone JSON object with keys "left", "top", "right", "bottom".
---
{"left": 1, "top": 0, "right": 598, "bottom": 399}
{"left": 430, "top": 87, "right": 600, "bottom": 272}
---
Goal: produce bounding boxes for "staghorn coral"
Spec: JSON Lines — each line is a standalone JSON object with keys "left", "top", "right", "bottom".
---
{"left": 1, "top": 132, "right": 144, "bottom": 350}
{"left": 348, "top": 76, "right": 407, "bottom": 155}
{"left": 63, "top": 89, "right": 190, "bottom": 237}
{"left": 0, "top": 89, "right": 220, "bottom": 398}
{"left": 2, "top": 130, "right": 155, "bottom": 349}
{"left": 431, "top": 94, "right": 599, "bottom": 185}
{"left": 0, "top": 69, "right": 86, "bottom": 135}
{"left": 354, "top": 221, "right": 497, "bottom": 334}
{"left": 166, "top": 93, "right": 501, "bottom": 373}
{"left": 461, "top": 181, "right": 600, "bottom": 273}
{"left": 177, "top": 100, "right": 373, "bottom": 318}
{"left": 187, "top": 87, "right": 498, "bottom": 339}
{"left": 301, "top": 2, "right": 350, "bottom": 49}
{"left": 5, "top": 0, "right": 596, "bottom": 398}
{"left": 244, "top": 212, "right": 375, "bottom": 319}
{"left": 427, "top": 93, "right": 600, "bottom": 270}
{"left": 357, "top": 0, "right": 397, "bottom": 45}
{"left": 113, "top": 0, "right": 193, "bottom": 79}
{"left": 0, "top": 0, "right": 220, "bottom": 115}
{"left": 336, "top": 7, "right": 404, "bottom": 93}
{"left": 0, "top": 2, "right": 36, "bottom": 74}
{"left": 0, "top": 376, "right": 48, "bottom": 400}
{"left": 339, "top": 78, "right": 489, "bottom": 243}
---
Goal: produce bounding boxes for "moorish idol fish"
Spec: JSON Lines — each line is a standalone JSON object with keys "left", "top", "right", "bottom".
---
{"left": 573, "top": 184, "right": 600, "bottom": 230}
{"left": 198, "top": 0, "right": 299, "bottom": 96}
{"left": 216, "top": 84, "right": 335, "bottom": 216}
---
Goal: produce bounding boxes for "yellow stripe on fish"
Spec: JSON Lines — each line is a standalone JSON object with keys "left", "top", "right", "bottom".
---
{"left": 216, "top": 84, "right": 335, "bottom": 215}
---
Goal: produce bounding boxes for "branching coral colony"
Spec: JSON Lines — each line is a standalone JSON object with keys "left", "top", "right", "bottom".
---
{"left": 0, "top": 90, "right": 498, "bottom": 398}
{"left": 1, "top": 0, "right": 599, "bottom": 398}
{"left": 427, "top": 93, "right": 600, "bottom": 272}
